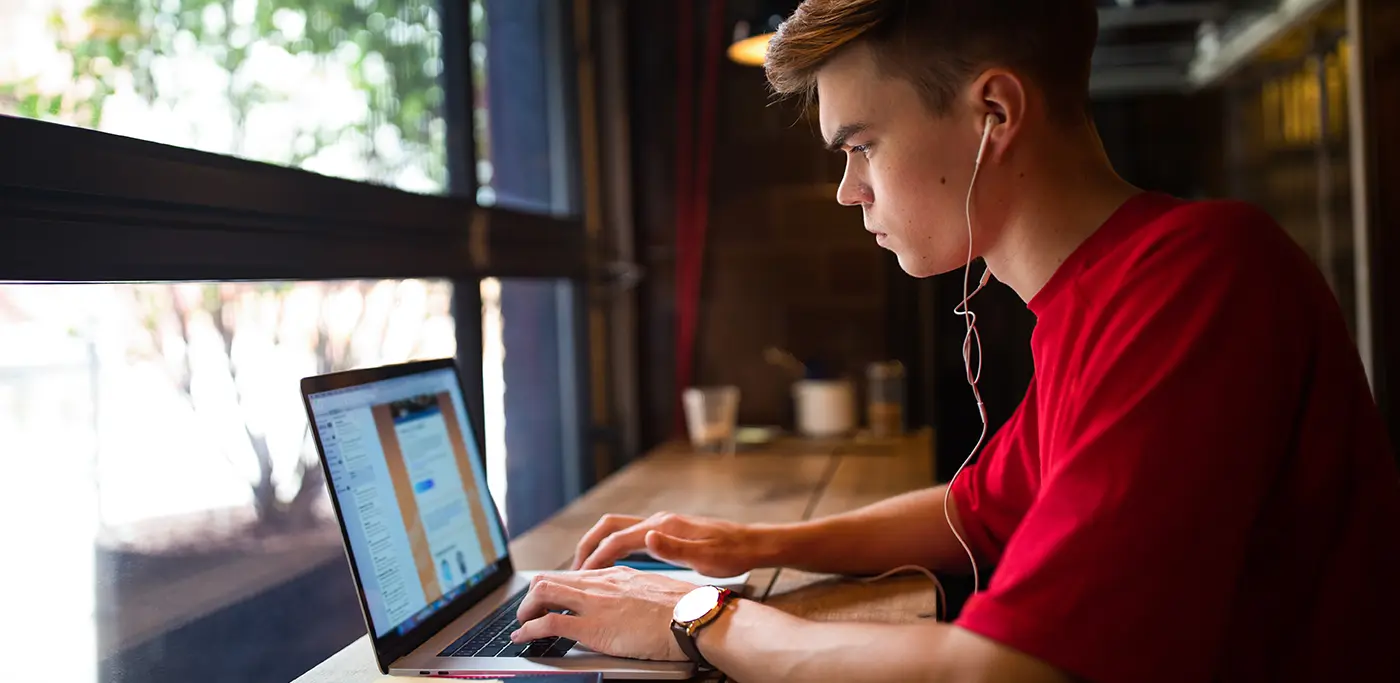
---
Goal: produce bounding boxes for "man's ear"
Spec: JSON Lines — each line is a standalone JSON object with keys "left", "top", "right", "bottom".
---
{"left": 968, "top": 69, "right": 1027, "bottom": 164}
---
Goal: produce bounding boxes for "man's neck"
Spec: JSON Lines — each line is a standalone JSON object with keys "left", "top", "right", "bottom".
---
{"left": 981, "top": 133, "right": 1141, "bottom": 304}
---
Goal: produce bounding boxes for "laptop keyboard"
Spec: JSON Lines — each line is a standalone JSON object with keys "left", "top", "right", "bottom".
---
{"left": 438, "top": 587, "right": 576, "bottom": 658}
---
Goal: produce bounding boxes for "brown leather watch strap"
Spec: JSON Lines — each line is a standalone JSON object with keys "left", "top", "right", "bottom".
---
{"left": 670, "top": 588, "right": 737, "bottom": 670}
{"left": 671, "top": 619, "right": 712, "bottom": 669}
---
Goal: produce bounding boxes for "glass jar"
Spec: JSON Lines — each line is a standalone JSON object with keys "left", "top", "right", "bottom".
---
{"left": 866, "top": 361, "right": 906, "bottom": 438}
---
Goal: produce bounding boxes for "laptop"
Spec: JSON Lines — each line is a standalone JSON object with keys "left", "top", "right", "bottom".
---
{"left": 301, "top": 359, "right": 747, "bottom": 679}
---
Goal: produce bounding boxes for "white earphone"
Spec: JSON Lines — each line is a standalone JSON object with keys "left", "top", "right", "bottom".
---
{"left": 943, "top": 113, "right": 998, "bottom": 597}
{"left": 870, "top": 114, "right": 999, "bottom": 620}
{"left": 975, "top": 113, "right": 995, "bottom": 166}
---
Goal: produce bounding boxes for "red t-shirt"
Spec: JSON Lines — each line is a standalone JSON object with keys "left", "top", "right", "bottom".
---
{"left": 952, "top": 192, "right": 1400, "bottom": 682}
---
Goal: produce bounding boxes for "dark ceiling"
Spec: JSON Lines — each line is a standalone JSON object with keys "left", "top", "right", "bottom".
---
{"left": 1093, "top": 0, "right": 1228, "bottom": 94}
{"left": 724, "top": 0, "right": 1338, "bottom": 96}
{"left": 1093, "top": 0, "right": 1341, "bottom": 95}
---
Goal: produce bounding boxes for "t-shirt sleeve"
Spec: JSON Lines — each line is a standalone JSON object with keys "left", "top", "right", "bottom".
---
{"left": 951, "top": 389, "right": 1041, "bottom": 568}
{"left": 954, "top": 204, "right": 1313, "bottom": 683}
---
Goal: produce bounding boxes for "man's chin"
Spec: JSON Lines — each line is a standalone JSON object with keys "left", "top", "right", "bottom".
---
{"left": 894, "top": 251, "right": 962, "bottom": 279}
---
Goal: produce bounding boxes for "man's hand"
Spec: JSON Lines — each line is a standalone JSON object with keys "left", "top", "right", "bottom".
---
{"left": 511, "top": 567, "right": 697, "bottom": 661}
{"left": 571, "top": 512, "right": 773, "bottom": 576}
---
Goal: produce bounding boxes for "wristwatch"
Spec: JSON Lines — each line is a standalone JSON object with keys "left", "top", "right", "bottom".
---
{"left": 670, "top": 585, "right": 737, "bottom": 670}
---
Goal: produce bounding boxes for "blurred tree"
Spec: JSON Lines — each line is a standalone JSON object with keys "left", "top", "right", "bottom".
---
{"left": 0, "top": 1, "right": 479, "bottom": 529}
{"left": 133, "top": 281, "right": 453, "bottom": 530}
{"left": 1, "top": 0, "right": 456, "bottom": 189}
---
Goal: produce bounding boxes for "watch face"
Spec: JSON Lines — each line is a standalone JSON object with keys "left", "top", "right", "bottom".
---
{"left": 673, "top": 585, "right": 723, "bottom": 623}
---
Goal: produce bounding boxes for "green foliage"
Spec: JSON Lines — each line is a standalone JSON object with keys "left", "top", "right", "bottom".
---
{"left": 18, "top": 94, "right": 40, "bottom": 119}
{"left": 7, "top": 0, "right": 460, "bottom": 190}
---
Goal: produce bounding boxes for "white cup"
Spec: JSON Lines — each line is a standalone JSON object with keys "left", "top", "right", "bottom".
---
{"left": 792, "top": 379, "right": 855, "bottom": 438}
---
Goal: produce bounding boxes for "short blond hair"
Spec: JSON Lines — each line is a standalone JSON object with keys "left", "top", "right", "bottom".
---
{"left": 765, "top": 0, "right": 1099, "bottom": 121}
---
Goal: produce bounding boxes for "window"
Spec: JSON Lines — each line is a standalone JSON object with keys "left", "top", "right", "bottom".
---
{"left": 474, "top": 0, "right": 593, "bottom": 536}
{"left": 469, "top": 0, "right": 494, "bottom": 206}
{"left": 480, "top": 276, "right": 508, "bottom": 524}
{"left": 0, "top": 279, "right": 464, "bottom": 682}
{"left": 0, "top": 0, "right": 596, "bottom": 680}
{"left": 0, "top": 0, "right": 448, "bottom": 193}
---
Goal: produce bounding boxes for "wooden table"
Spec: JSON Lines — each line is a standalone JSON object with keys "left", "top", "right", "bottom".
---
{"left": 292, "top": 431, "right": 936, "bottom": 683}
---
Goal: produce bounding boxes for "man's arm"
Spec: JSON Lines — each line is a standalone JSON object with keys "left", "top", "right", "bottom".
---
{"left": 572, "top": 484, "right": 980, "bottom": 576}
{"left": 701, "top": 599, "right": 1073, "bottom": 683}
{"left": 511, "top": 568, "right": 1074, "bottom": 683}
{"left": 770, "top": 484, "right": 977, "bottom": 575}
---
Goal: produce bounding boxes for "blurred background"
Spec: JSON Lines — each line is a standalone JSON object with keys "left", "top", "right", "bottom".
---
{"left": 1, "top": 0, "right": 1397, "bottom": 681}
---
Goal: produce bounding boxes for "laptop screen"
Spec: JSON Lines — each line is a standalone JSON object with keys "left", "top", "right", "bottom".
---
{"left": 306, "top": 366, "right": 508, "bottom": 638}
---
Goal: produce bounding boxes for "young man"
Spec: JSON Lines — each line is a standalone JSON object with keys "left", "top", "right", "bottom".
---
{"left": 508, "top": 1, "right": 1400, "bottom": 680}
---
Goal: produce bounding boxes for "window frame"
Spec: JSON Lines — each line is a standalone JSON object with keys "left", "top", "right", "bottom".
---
{"left": 0, "top": 0, "right": 593, "bottom": 540}
{"left": 0, "top": 115, "right": 585, "bottom": 282}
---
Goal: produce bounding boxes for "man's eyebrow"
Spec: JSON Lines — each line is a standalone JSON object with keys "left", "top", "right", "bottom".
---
{"left": 825, "top": 122, "right": 870, "bottom": 152}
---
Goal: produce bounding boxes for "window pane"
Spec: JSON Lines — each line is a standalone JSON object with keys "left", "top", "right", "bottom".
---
{"left": 0, "top": 0, "right": 448, "bottom": 194}
{"left": 479, "top": 276, "right": 507, "bottom": 528}
{"left": 472, "top": 0, "right": 578, "bottom": 215}
{"left": 0, "top": 280, "right": 457, "bottom": 682}
{"left": 487, "top": 277, "right": 585, "bottom": 536}
{"left": 470, "top": 0, "right": 493, "bottom": 206}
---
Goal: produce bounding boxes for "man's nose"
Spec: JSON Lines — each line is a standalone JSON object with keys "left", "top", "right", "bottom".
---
{"left": 836, "top": 166, "right": 870, "bottom": 206}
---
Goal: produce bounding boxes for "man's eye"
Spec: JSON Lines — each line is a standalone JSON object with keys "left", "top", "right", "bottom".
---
{"left": 850, "top": 144, "right": 870, "bottom": 155}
